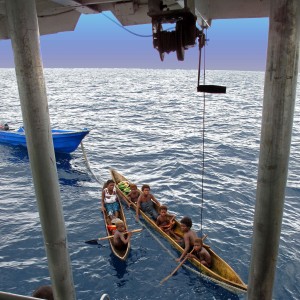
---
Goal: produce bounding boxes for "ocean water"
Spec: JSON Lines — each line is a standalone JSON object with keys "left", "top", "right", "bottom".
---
{"left": 0, "top": 68, "right": 299, "bottom": 300}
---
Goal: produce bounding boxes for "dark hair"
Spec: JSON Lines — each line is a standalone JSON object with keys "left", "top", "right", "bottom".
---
{"left": 141, "top": 184, "right": 150, "bottom": 191}
{"left": 160, "top": 205, "right": 168, "bottom": 211}
{"left": 180, "top": 216, "right": 192, "bottom": 228}
{"left": 32, "top": 286, "right": 54, "bottom": 300}
{"left": 194, "top": 238, "right": 203, "bottom": 245}
{"left": 103, "top": 179, "right": 115, "bottom": 189}
{"left": 130, "top": 184, "right": 137, "bottom": 189}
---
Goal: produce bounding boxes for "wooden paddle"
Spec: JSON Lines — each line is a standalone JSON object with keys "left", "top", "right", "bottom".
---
{"left": 160, "top": 234, "right": 208, "bottom": 284}
{"left": 160, "top": 249, "right": 194, "bottom": 285}
{"left": 85, "top": 228, "right": 143, "bottom": 245}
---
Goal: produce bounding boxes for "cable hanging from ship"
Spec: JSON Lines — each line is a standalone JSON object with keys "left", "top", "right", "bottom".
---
{"left": 196, "top": 26, "right": 227, "bottom": 237}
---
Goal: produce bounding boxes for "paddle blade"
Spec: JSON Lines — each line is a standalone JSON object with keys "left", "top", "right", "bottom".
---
{"left": 160, "top": 250, "right": 193, "bottom": 285}
{"left": 85, "top": 228, "right": 143, "bottom": 245}
{"left": 85, "top": 239, "right": 99, "bottom": 245}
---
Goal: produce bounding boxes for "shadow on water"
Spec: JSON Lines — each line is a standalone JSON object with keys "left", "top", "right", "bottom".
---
{"left": 188, "top": 271, "right": 243, "bottom": 300}
{"left": 3, "top": 144, "right": 30, "bottom": 163}
{"left": 55, "top": 153, "right": 91, "bottom": 186}
{"left": 1, "top": 144, "right": 91, "bottom": 186}
{"left": 109, "top": 252, "right": 128, "bottom": 279}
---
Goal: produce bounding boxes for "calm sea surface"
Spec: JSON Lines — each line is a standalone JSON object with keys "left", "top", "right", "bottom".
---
{"left": 0, "top": 69, "right": 299, "bottom": 300}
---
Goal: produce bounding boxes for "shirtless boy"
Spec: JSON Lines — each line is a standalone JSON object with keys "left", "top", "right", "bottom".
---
{"left": 176, "top": 216, "right": 198, "bottom": 262}
{"left": 113, "top": 220, "right": 132, "bottom": 249}
{"left": 127, "top": 184, "right": 140, "bottom": 205}
{"left": 136, "top": 184, "right": 159, "bottom": 221}
{"left": 187, "top": 238, "right": 212, "bottom": 268}
{"left": 156, "top": 205, "right": 176, "bottom": 237}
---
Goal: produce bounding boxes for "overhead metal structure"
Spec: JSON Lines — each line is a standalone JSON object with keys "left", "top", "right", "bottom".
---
{"left": 1, "top": 0, "right": 299, "bottom": 300}
{"left": 0, "top": 0, "right": 271, "bottom": 60}
{"left": 0, "top": 0, "right": 271, "bottom": 38}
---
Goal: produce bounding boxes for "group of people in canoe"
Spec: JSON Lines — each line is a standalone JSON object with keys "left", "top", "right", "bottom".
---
{"left": 101, "top": 179, "right": 211, "bottom": 268}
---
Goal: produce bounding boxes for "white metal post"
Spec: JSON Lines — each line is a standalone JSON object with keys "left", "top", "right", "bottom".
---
{"left": 248, "top": 0, "right": 300, "bottom": 299}
{"left": 5, "top": 1, "right": 76, "bottom": 299}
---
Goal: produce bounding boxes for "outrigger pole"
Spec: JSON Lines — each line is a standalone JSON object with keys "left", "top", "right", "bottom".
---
{"left": 248, "top": 0, "right": 300, "bottom": 299}
{"left": 5, "top": 1, "right": 76, "bottom": 299}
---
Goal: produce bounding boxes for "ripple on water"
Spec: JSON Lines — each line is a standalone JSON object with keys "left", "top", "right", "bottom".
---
{"left": 0, "top": 69, "right": 300, "bottom": 299}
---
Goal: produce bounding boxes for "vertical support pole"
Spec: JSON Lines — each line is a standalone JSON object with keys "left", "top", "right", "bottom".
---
{"left": 5, "top": 1, "right": 76, "bottom": 299}
{"left": 248, "top": 0, "right": 300, "bottom": 299}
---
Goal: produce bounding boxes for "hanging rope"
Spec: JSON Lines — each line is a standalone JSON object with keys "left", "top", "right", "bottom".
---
{"left": 197, "top": 29, "right": 207, "bottom": 238}
{"left": 101, "top": 13, "right": 152, "bottom": 38}
{"left": 80, "top": 142, "right": 103, "bottom": 185}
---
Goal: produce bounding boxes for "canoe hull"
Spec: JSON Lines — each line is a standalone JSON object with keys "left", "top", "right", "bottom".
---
{"left": 101, "top": 192, "right": 130, "bottom": 261}
{"left": 110, "top": 169, "right": 247, "bottom": 293}
{"left": 0, "top": 127, "right": 89, "bottom": 154}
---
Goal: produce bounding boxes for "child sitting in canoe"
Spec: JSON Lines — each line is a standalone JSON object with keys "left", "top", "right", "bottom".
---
{"left": 127, "top": 184, "right": 140, "bottom": 205}
{"left": 156, "top": 205, "right": 176, "bottom": 237}
{"left": 187, "top": 238, "right": 212, "bottom": 268}
{"left": 106, "top": 217, "right": 122, "bottom": 234}
{"left": 176, "top": 216, "right": 198, "bottom": 262}
{"left": 102, "top": 179, "right": 120, "bottom": 223}
{"left": 136, "top": 184, "right": 159, "bottom": 221}
{"left": 113, "top": 219, "right": 132, "bottom": 249}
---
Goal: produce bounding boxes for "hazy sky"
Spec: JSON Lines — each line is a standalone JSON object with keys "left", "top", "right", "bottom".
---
{"left": 0, "top": 12, "right": 269, "bottom": 71}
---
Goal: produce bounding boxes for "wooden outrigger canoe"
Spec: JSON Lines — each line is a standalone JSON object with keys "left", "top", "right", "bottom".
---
{"left": 101, "top": 185, "right": 130, "bottom": 261}
{"left": 110, "top": 168, "right": 247, "bottom": 293}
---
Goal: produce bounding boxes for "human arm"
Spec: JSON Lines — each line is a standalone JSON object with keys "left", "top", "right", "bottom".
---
{"left": 160, "top": 214, "right": 175, "bottom": 229}
{"left": 169, "top": 214, "right": 175, "bottom": 222}
{"left": 125, "top": 191, "right": 132, "bottom": 208}
{"left": 121, "top": 231, "right": 132, "bottom": 244}
{"left": 176, "top": 234, "right": 191, "bottom": 262}
{"left": 151, "top": 194, "right": 160, "bottom": 206}
{"left": 101, "top": 190, "right": 106, "bottom": 212}
{"left": 135, "top": 196, "right": 142, "bottom": 220}
{"left": 200, "top": 248, "right": 212, "bottom": 267}
{"left": 158, "top": 219, "right": 172, "bottom": 229}
{"left": 186, "top": 253, "right": 197, "bottom": 259}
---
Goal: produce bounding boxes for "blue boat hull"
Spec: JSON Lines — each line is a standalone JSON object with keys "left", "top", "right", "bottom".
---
{"left": 0, "top": 127, "right": 90, "bottom": 154}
